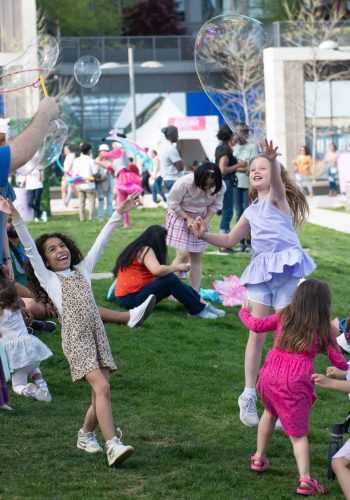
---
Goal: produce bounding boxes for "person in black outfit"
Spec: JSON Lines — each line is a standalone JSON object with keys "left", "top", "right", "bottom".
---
{"left": 215, "top": 124, "right": 247, "bottom": 253}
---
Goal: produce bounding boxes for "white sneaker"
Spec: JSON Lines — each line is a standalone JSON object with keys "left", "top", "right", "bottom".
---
{"left": 238, "top": 393, "right": 259, "bottom": 427}
{"left": 77, "top": 429, "right": 103, "bottom": 453}
{"left": 34, "top": 218, "right": 39, "bottom": 223}
{"left": 206, "top": 303, "right": 226, "bottom": 317}
{"left": 127, "top": 295, "right": 156, "bottom": 328}
{"left": 106, "top": 429, "right": 134, "bottom": 467}
{"left": 22, "top": 383, "right": 38, "bottom": 398}
{"left": 34, "top": 384, "right": 52, "bottom": 403}
{"left": 190, "top": 304, "right": 217, "bottom": 319}
{"left": 41, "top": 211, "right": 48, "bottom": 223}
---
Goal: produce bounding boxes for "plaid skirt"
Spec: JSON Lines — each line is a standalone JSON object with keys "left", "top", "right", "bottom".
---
{"left": 165, "top": 210, "right": 208, "bottom": 253}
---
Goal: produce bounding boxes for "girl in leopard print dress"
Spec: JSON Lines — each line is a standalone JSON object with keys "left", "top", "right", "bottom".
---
{"left": 0, "top": 193, "right": 143, "bottom": 468}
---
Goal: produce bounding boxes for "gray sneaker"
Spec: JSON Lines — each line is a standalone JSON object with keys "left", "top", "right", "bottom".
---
{"left": 206, "top": 303, "right": 226, "bottom": 317}
{"left": 106, "top": 428, "right": 134, "bottom": 467}
{"left": 190, "top": 305, "right": 217, "bottom": 319}
{"left": 238, "top": 393, "right": 259, "bottom": 427}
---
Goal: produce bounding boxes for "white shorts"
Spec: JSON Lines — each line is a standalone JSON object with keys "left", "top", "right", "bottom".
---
{"left": 246, "top": 274, "right": 300, "bottom": 309}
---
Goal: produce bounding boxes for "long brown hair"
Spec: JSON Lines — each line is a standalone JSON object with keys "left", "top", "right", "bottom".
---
{"left": 248, "top": 156, "right": 309, "bottom": 229}
{"left": 276, "top": 279, "right": 337, "bottom": 354}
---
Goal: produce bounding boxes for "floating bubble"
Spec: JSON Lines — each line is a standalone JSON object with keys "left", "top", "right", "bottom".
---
{"left": 16, "top": 154, "right": 38, "bottom": 176}
{"left": 74, "top": 55, "right": 101, "bottom": 88}
{"left": 0, "top": 34, "right": 59, "bottom": 93}
{"left": 195, "top": 15, "right": 265, "bottom": 139}
{"left": 36, "top": 119, "right": 68, "bottom": 170}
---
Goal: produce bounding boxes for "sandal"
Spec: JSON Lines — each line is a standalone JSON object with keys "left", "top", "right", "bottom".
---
{"left": 296, "top": 477, "right": 325, "bottom": 496}
{"left": 250, "top": 454, "right": 269, "bottom": 472}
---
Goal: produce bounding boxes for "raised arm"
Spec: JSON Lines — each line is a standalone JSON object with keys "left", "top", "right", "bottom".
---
{"left": 83, "top": 193, "right": 140, "bottom": 275}
{"left": 239, "top": 308, "right": 279, "bottom": 333}
{"left": 260, "top": 140, "right": 289, "bottom": 213}
{"left": 10, "top": 97, "right": 60, "bottom": 172}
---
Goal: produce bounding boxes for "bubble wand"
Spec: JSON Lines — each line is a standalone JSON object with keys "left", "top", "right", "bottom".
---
{"left": 39, "top": 75, "right": 48, "bottom": 97}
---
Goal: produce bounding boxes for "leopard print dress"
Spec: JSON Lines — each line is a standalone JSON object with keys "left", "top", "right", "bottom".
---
{"left": 58, "top": 269, "right": 116, "bottom": 382}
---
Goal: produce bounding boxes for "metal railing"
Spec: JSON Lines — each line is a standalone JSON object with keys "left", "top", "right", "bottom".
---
{"left": 271, "top": 20, "right": 350, "bottom": 47}
{"left": 60, "top": 36, "right": 196, "bottom": 63}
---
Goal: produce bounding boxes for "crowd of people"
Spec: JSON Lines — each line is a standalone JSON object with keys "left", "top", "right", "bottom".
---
{"left": 2, "top": 99, "right": 350, "bottom": 497}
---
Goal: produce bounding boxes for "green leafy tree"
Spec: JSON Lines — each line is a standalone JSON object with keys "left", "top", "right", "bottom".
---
{"left": 36, "top": 0, "right": 135, "bottom": 36}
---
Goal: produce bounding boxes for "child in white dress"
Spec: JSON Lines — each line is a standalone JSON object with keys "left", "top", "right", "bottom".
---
{"left": 0, "top": 278, "right": 52, "bottom": 402}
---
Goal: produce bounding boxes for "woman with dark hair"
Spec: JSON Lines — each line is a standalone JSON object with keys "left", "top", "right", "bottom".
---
{"left": 113, "top": 224, "right": 224, "bottom": 319}
{"left": 164, "top": 162, "right": 226, "bottom": 292}
{"left": 215, "top": 124, "right": 248, "bottom": 253}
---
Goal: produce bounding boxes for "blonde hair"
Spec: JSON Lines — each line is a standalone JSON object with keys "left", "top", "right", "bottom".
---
{"left": 248, "top": 156, "right": 309, "bottom": 229}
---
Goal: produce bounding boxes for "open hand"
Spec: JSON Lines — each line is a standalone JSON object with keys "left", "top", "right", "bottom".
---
{"left": 189, "top": 217, "right": 206, "bottom": 238}
{"left": 311, "top": 373, "right": 333, "bottom": 388}
{"left": 0, "top": 196, "right": 19, "bottom": 219}
{"left": 260, "top": 139, "right": 281, "bottom": 162}
{"left": 116, "top": 192, "right": 141, "bottom": 214}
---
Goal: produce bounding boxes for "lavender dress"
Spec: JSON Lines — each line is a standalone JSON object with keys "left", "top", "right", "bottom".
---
{"left": 240, "top": 196, "right": 315, "bottom": 286}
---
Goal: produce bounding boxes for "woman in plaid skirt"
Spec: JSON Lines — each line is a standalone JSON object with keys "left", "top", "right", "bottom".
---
{"left": 165, "top": 163, "right": 225, "bottom": 291}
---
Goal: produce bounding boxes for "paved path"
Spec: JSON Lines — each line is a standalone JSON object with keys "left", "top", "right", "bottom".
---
{"left": 308, "top": 194, "right": 350, "bottom": 234}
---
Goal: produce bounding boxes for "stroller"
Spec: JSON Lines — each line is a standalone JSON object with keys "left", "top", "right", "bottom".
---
{"left": 327, "top": 318, "right": 350, "bottom": 480}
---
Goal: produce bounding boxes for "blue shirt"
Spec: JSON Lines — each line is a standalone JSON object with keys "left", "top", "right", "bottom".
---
{"left": 0, "top": 183, "right": 16, "bottom": 265}
{"left": 0, "top": 146, "right": 11, "bottom": 187}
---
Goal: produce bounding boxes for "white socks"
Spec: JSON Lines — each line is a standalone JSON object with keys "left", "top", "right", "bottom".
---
{"left": 243, "top": 387, "right": 256, "bottom": 398}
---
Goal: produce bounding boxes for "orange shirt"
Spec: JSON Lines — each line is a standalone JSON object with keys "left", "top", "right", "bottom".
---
{"left": 115, "top": 259, "right": 155, "bottom": 296}
{"left": 295, "top": 154, "right": 312, "bottom": 176}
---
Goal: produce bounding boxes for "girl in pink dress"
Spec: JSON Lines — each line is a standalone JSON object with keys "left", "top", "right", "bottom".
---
{"left": 239, "top": 279, "right": 347, "bottom": 496}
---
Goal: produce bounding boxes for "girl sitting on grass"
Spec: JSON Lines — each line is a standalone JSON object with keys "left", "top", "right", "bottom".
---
{"left": 239, "top": 279, "right": 347, "bottom": 496}
{"left": 0, "top": 193, "right": 151, "bottom": 468}
{"left": 0, "top": 277, "right": 52, "bottom": 403}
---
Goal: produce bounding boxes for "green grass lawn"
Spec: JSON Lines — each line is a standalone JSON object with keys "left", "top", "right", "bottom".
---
{"left": 1, "top": 209, "right": 350, "bottom": 499}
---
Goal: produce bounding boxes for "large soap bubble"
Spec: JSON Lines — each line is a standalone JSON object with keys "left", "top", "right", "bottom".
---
{"left": 195, "top": 15, "right": 265, "bottom": 139}
{"left": 74, "top": 55, "right": 101, "bottom": 88}
{"left": 0, "top": 34, "right": 59, "bottom": 93}
{"left": 36, "top": 119, "right": 68, "bottom": 169}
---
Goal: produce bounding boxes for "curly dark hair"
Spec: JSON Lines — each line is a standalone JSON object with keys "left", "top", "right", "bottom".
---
{"left": 25, "top": 232, "right": 84, "bottom": 305}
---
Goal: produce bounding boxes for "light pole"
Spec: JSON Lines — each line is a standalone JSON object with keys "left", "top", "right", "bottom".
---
{"left": 128, "top": 46, "right": 137, "bottom": 141}
{"left": 101, "top": 51, "right": 163, "bottom": 142}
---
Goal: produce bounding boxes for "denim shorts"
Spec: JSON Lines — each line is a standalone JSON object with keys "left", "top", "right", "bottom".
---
{"left": 246, "top": 274, "right": 300, "bottom": 309}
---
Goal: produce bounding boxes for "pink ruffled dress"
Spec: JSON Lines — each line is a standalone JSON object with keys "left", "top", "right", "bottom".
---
{"left": 240, "top": 196, "right": 315, "bottom": 286}
{"left": 239, "top": 308, "right": 348, "bottom": 437}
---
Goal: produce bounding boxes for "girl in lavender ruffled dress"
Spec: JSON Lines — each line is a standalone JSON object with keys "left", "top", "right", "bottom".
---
{"left": 191, "top": 140, "right": 315, "bottom": 427}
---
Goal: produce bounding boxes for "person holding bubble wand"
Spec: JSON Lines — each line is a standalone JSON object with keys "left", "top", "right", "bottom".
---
{"left": 0, "top": 193, "right": 142, "bottom": 467}
{"left": 191, "top": 140, "right": 315, "bottom": 427}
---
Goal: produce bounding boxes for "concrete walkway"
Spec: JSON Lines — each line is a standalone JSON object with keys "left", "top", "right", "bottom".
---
{"left": 308, "top": 194, "right": 350, "bottom": 234}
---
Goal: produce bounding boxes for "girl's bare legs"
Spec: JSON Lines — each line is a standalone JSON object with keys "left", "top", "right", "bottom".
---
{"left": 98, "top": 306, "right": 130, "bottom": 325}
{"left": 244, "top": 302, "right": 270, "bottom": 387}
{"left": 239, "top": 301, "right": 270, "bottom": 427}
{"left": 82, "top": 389, "right": 98, "bottom": 433}
{"left": 290, "top": 436, "right": 312, "bottom": 490}
{"left": 84, "top": 368, "right": 115, "bottom": 441}
{"left": 253, "top": 409, "right": 276, "bottom": 465}
{"left": 332, "top": 458, "right": 350, "bottom": 500}
{"left": 189, "top": 251, "right": 202, "bottom": 291}
{"left": 172, "top": 249, "right": 189, "bottom": 267}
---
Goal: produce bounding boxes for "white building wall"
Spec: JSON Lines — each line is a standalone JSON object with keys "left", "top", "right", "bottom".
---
{"left": 0, "top": 0, "right": 39, "bottom": 119}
